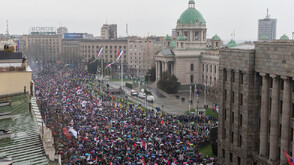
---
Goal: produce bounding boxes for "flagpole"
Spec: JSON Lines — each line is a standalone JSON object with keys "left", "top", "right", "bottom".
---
{"left": 121, "top": 52, "right": 123, "bottom": 91}
{"left": 189, "top": 85, "right": 191, "bottom": 114}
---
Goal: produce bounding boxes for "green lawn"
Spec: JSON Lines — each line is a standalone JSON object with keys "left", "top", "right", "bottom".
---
{"left": 206, "top": 108, "right": 218, "bottom": 118}
{"left": 198, "top": 144, "right": 217, "bottom": 158}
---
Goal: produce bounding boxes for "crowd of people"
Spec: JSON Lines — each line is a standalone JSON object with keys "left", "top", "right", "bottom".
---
{"left": 34, "top": 64, "right": 218, "bottom": 165}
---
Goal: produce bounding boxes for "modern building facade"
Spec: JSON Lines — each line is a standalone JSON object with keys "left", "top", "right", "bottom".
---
{"left": 258, "top": 11, "right": 277, "bottom": 41}
{"left": 155, "top": 0, "right": 223, "bottom": 94}
{"left": 218, "top": 36, "right": 294, "bottom": 165}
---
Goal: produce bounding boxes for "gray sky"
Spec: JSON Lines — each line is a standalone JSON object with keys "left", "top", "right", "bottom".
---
{"left": 1, "top": 0, "right": 293, "bottom": 41}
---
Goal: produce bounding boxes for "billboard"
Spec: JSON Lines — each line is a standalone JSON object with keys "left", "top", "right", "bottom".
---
{"left": 64, "top": 33, "right": 84, "bottom": 39}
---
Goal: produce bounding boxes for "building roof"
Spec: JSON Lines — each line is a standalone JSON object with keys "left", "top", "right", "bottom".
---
{"left": 178, "top": 1, "right": 206, "bottom": 25}
{"left": 164, "top": 35, "right": 172, "bottom": 41}
{"left": 0, "top": 94, "right": 48, "bottom": 164}
{"left": 227, "top": 40, "right": 238, "bottom": 48}
{"left": 161, "top": 48, "right": 175, "bottom": 56}
{"left": 177, "top": 35, "right": 186, "bottom": 41}
{"left": 171, "top": 41, "right": 176, "bottom": 49}
{"left": 211, "top": 35, "right": 221, "bottom": 41}
{"left": 280, "top": 34, "right": 289, "bottom": 40}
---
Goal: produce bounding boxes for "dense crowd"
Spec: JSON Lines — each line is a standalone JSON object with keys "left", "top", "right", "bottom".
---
{"left": 34, "top": 64, "right": 218, "bottom": 165}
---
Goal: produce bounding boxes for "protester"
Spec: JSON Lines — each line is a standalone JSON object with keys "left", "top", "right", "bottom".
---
{"left": 34, "top": 64, "right": 217, "bottom": 165}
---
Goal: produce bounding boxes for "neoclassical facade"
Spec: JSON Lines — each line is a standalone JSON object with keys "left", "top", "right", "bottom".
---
{"left": 155, "top": 0, "right": 223, "bottom": 93}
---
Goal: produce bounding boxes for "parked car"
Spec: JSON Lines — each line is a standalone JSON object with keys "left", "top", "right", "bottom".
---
{"left": 146, "top": 95, "right": 154, "bottom": 102}
{"left": 138, "top": 92, "right": 146, "bottom": 99}
{"left": 130, "top": 90, "right": 137, "bottom": 96}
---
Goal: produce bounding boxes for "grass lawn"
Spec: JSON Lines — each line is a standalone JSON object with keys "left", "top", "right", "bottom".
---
{"left": 198, "top": 144, "right": 217, "bottom": 158}
{"left": 206, "top": 108, "right": 218, "bottom": 118}
{"left": 110, "top": 78, "right": 132, "bottom": 82}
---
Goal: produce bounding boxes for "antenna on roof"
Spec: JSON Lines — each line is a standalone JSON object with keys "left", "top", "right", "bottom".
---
{"left": 266, "top": 8, "right": 270, "bottom": 19}
{"left": 6, "top": 20, "right": 9, "bottom": 36}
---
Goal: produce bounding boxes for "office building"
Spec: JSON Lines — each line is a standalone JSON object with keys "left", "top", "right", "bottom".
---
{"left": 258, "top": 10, "right": 277, "bottom": 41}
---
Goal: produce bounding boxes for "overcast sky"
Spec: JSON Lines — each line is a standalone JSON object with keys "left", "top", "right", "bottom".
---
{"left": 1, "top": 0, "right": 293, "bottom": 41}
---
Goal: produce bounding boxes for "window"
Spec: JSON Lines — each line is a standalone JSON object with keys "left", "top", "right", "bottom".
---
{"left": 230, "top": 153, "right": 233, "bottom": 162}
{"left": 231, "top": 112, "right": 234, "bottom": 123}
{"left": 181, "top": 42, "right": 184, "bottom": 48}
{"left": 237, "top": 157, "right": 241, "bottom": 165}
{"left": 206, "top": 65, "right": 208, "bottom": 72}
{"left": 224, "top": 109, "right": 226, "bottom": 120}
{"left": 222, "top": 149, "right": 225, "bottom": 158}
{"left": 210, "top": 65, "right": 212, "bottom": 72}
{"left": 194, "top": 31, "right": 199, "bottom": 40}
{"left": 239, "top": 135, "right": 242, "bottom": 147}
{"left": 215, "top": 65, "right": 217, "bottom": 73}
{"left": 191, "top": 64, "right": 194, "bottom": 71}
{"left": 190, "top": 75, "right": 194, "bottom": 83}
{"left": 240, "top": 94, "right": 243, "bottom": 106}
{"left": 232, "top": 92, "right": 235, "bottom": 103}
{"left": 239, "top": 115, "right": 242, "bottom": 126}
{"left": 280, "top": 101, "right": 283, "bottom": 115}
{"left": 292, "top": 104, "right": 294, "bottom": 118}
{"left": 224, "top": 69, "right": 227, "bottom": 81}
{"left": 279, "top": 124, "right": 282, "bottom": 138}
{"left": 268, "top": 121, "right": 271, "bottom": 134}
{"left": 231, "top": 132, "right": 234, "bottom": 143}
{"left": 202, "top": 64, "right": 204, "bottom": 71}
{"left": 291, "top": 128, "right": 293, "bottom": 142}
{"left": 224, "top": 90, "right": 227, "bottom": 101}
{"left": 240, "top": 72, "right": 243, "bottom": 85}
{"left": 222, "top": 128, "right": 226, "bottom": 139}
{"left": 281, "top": 79, "right": 284, "bottom": 90}
{"left": 270, "top": 77, "right": 273, "bottom": 88}
{"left": 232, "top": 71, "right": 235, "bottom": 83}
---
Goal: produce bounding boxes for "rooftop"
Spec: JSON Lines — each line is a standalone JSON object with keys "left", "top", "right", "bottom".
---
{"left": 0, "top": 94, "right": 48, "bottom": 164}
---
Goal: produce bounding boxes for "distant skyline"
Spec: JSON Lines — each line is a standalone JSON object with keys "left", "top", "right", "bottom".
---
{"left": 0, "top": 0, "right": 293, "bottom": 41}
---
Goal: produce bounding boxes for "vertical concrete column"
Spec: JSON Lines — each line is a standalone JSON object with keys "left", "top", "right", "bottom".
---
{"left": 259, "top": 73, "right": 269, "bottom": 156}
{"left": 270, "top": 74, "right": 279, "bottom": 161}
{"left": 281, "top": 76, "right": 291, "bottom": 164}
{"left": 161, "top": 61, "right": 165, "bottom": 73}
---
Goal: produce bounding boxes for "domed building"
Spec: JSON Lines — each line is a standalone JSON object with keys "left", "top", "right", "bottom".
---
{"left": 156, "top": 0, "right": 223, "bottom": 96}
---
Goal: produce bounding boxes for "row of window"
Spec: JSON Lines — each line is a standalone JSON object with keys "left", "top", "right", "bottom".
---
{"left": 223, "top": 70, "right": 244, "bottom": 84}
{"left": 221, "top": 149, "right": 242, "bottom": 165}
{"left": 83, "top": 45, "right": 127, "bottom": 49}
{"left": 202, "top": 64, "right": 218, "bottom": 74}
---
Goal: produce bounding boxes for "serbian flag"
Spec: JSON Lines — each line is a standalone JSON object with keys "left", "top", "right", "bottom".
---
{"left": 172, "top": 159, "right": 178, "bottom": 165}
{"left": 140, "top": 155, "right": 145, "bottom": 165}
{"left": 283, "top": 149, "right": 294, "bottom": 165}
{"left": 195, "top": 84, "right": 199, "bottom": 96}
{"left": 166, "top": 157, "right": 170, "bottom": 165}
{"left": 89, "top": 46, "right": 103, "bottom": 64}
{"left": 105, "top": 50, "right": 123, "bottom": 69}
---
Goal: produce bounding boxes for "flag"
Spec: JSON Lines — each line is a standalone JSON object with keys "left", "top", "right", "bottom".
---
{"left": 134, "top": 142, "right": 136, "bottom": 148}
{"left": 140, "top": 155, "right": 145, "bottom": 165}
{"left": 196, "top": 84, "right": 199, "bottom": 96}
{"left": 105, "top": 50, "right": 124, "bottom": 69}
{"left": 172, "top": 159, "right": 178, "bottom": 165}
{"left": 283, "top": 149, "right": 294, "bottom": 165}
{"left": 89, "top": 46, "right": 103, "bottom": 64}
{"left": 166, "top": 157, "right": 170, "bottom": 165}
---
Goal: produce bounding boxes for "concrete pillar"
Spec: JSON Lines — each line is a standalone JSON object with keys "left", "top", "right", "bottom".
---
{"left": 156, "top": 61, "right": 159, "bottom": 82}
{"left": 280, "top": 76, "right": 291, "bottom": 164}
{"left": 270, "top": 74, "right": 279, "bottom": 161}
{"left": 259, "top": 73, "right": 269, "bottom": 156}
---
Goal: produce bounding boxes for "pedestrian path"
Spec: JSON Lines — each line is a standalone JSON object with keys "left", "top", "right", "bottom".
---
{"left": 0, "top": 94, "right": 48, "bottom": 165}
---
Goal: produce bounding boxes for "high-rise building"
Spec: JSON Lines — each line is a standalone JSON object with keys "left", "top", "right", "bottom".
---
{"left": 258, "top": 9, "right": 277, "bottom": 41}
{"left": 218, "top": 35, "right": 294, "bottom": 165}
{"left": 101, "top": 24, "right": 117, "bottom": 40}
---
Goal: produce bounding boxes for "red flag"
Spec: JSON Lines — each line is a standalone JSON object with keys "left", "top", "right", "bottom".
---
{"left": 283, "top": 149, "right": 294, "bottom": 165}
{"left": 161, "top": 120, "right": 164, "bottom": 124}
{"left": 134, "top": 142, "right": 136, "bottom": 148}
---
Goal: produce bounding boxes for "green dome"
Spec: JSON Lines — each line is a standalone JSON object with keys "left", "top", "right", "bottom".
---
{"left": 227, "top": 40, "right": 238, "bottom": 48}
{"left": 260, "top": 35, "right": 268, "bottom": 40}
{"left": 164, "top": 35, "right": 172, "bottom": 40}
{"left": 171, "top": 41, "right": 176, "bottom": 49}
{"left": 280, "top": 34, "right": 289, "bottom": 40}
{"left": 178, "top": 6, "right": 206, "bottom": 25}
{"left": 177, "top": 35, "right": 186, "bottom": 41}
{"left": 211, "top": 34, "right": 221, "bottom": 41}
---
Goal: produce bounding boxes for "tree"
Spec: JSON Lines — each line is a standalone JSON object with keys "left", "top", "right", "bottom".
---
{"left": 157, "top": 71, "right": 180, "bottom": 94}
{"left": 145, "top": 66, "right": 156, "bottom": 83}
{"left": 87, "top": 57, "right": 99, "bottom": 74}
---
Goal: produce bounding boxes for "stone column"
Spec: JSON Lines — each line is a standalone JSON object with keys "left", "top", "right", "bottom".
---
{"left": 270, "top": 74, "right": 279, "bottom": 161}
{"left": 156, "top": 61, "right": 159, "bottom": 82}
{"left": 259, "top": 73, "right": 269, "bottom": 156}
{"left": 165, "top": 61, "right": 168, "bottom": 72}
{"left": 281, "top": 76, "right": 291, "bottom": 164}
